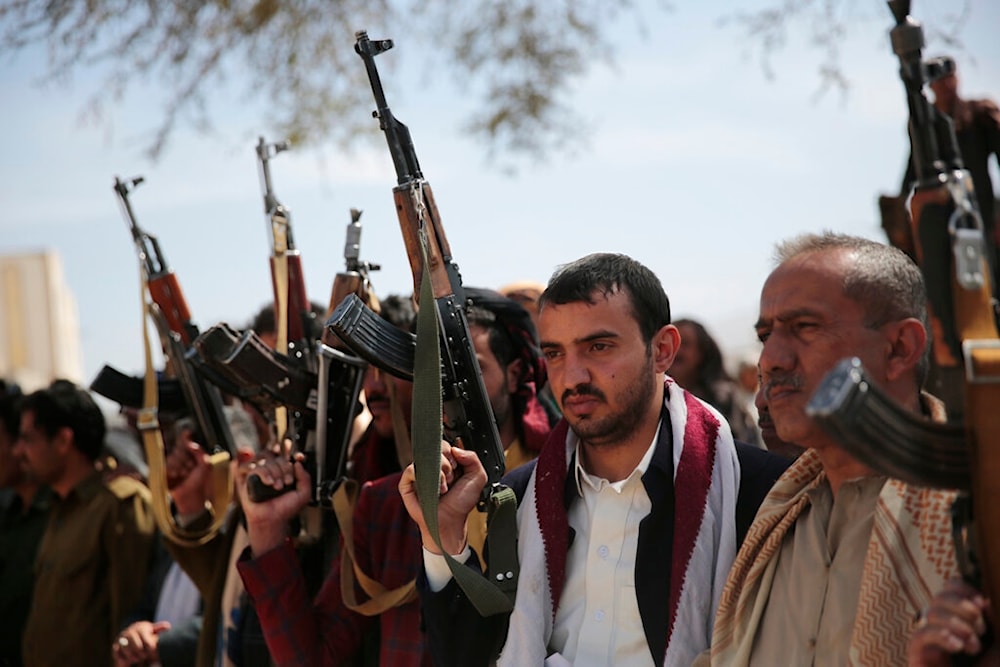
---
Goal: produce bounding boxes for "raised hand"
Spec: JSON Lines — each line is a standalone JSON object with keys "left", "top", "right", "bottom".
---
{"left": 399, "top": 441, "right": 487, "bottom": 556}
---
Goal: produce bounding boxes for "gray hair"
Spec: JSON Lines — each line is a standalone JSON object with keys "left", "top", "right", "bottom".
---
{"left": 774, "top": 231, "right": 931, "bottom": 385}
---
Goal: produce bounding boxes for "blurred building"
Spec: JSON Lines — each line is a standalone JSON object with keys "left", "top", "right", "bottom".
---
{"left": 0, "top": 250, "right": 83, "bottom": 391}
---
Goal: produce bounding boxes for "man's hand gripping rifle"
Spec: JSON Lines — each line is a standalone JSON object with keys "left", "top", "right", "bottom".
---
{"left": 327, "top": 32, "right": 517, "bottom": 615}
{"left": 806, "top": 0, "right": 1000, "bottom": 631}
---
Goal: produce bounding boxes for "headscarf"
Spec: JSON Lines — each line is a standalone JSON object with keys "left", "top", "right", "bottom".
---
{"left": 464, "top": 286, "right": 552, "bottom": 451}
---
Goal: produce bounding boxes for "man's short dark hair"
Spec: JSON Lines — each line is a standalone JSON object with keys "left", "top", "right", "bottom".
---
{"left": 538, "top": 253, "right": 671, "bottom": 344}
{"left": 0, "top": 392, "right": 22, "bottom": 441}
{"left": 378, "top": 294, "right": 417, "bottom": 333}
{"left": 21, "top": 379, "right": 106, "bottom": 462}
{"left": 250, "top": 300, "right": 328, "bottom": 341}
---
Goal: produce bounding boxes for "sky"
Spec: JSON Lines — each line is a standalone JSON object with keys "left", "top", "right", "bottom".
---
{"left": 2, "top": 1, "right": 999, "bottom": 408}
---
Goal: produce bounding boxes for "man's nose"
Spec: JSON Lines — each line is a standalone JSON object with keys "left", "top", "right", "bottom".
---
{"left": 365, "top": 367, "right": 387, "bottom": 390}
{"left": 562, "top": 352, "right": 592, "bottom": 388}
{"left": 759, "top": 332, "right": 794, "bottom": 376}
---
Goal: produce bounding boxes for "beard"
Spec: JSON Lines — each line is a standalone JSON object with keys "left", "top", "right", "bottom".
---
{"left": 566, "top": 351, "right": 657, "bottom": 448}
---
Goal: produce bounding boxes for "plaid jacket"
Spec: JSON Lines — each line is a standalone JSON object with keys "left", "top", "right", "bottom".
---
{"left": 239, "top": 471, "right": 429, "bottom": 666}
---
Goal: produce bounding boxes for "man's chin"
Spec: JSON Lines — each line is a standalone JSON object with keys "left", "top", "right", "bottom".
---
{"left": 371, "top": 418, "right": 395, "bottom": 440}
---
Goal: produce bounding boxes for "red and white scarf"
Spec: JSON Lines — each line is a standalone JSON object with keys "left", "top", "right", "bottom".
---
{"left": 500, "top": 380, "right": 740, "bottom": 666}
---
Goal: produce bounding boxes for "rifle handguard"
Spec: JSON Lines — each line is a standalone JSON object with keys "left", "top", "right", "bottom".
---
{"left": 806, "top": 357, "right": 970, "bottom": 490}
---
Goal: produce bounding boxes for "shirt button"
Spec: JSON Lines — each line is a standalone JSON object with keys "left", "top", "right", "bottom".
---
{"left": 807, "top": 638, "right": 817, "bottom": 649}
{"left": 595, "top": 610, "right": 605, "bottom": 622}
{"left": 597, "top": 545, "right": 609, "bottom": 559}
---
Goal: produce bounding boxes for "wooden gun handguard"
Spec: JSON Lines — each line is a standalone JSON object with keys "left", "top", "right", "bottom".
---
{"left": 148, "top": 273, "right": 195, "bottom": 346}
{"left": 394, "top": 184, "right": 454, "bottom": 300}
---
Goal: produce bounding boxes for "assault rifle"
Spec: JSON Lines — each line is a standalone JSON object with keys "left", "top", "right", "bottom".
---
{"left": 332, "top": 31, "right": 506, "bottom": 503}
{"left": 196, "top": 207, "right": 379, "bottom": 505}
{"left": 806, "top": 0, "right": 1000, "bottom": 629}
{"left": 114, "top": 175, "right": 235, "bottom": 457}
{"left": 257, "top": 136, "right": 315, "bottom": 366}
{"left": 327, "top": 31, "right": 516, "bottom": 615}
{"left": 192, "top": 321, "right": 366, "bottom": 506}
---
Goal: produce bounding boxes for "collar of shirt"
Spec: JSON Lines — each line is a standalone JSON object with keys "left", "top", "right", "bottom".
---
{"left": 572, "top": 419, "right": 661, "bottom": 497}
{"left": 54, "top": 470, "right": 103, "bottom": 506}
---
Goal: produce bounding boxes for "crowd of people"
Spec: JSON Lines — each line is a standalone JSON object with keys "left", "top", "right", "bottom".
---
{"left": 1, "top": 52, "right": 997, "bottom": 667}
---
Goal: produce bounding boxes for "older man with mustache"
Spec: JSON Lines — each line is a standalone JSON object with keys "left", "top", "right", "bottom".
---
{"left": 703, "top": 232, "right": 963, "bottom": 666}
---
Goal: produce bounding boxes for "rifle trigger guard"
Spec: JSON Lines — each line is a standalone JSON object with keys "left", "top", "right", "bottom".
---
{"left": 962, "top": 339, "right": 1000, "bottom": 384}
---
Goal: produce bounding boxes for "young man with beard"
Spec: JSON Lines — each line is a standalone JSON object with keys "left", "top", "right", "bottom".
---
{"left": 707, "top": 232, "right": 963, "bottom": 665}
{"left": 235, "top": 288, "right": 554, "bottom": 666}
{"left": 402, "top": 253, "right": 788, "bottom": 666}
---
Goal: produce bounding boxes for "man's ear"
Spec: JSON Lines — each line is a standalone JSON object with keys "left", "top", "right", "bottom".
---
{"left": 52, "top": 425, "right": 75, "bottom": 456}
{"left": 884, "top": 317, "right": 928, "bottom": 382}
{"left": 505, "top": 358, "right": 524, "bottom": 394}
{"left": 652, "top": 324, "right": 681, "bottom": 374}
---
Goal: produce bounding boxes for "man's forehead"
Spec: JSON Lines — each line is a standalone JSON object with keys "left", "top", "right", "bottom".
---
{"left": 539, "top": 291, "right": 635, "bottom": 338}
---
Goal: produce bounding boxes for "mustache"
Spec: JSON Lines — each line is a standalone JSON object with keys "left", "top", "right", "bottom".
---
{"left": 762, "top": 373, "right": 803, "bottom": 401}
{"left": 561, "top": 384, "right": 607, "bottom": 404}
{"left": 757, "top": 407, "right": 774, "bottom": 429}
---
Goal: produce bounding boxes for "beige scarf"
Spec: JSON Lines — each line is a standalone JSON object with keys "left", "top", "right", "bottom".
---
{"left": 711, "top": 402, "right": 960, "bottom": 665}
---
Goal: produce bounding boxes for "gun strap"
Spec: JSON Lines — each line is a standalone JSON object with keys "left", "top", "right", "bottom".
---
{"left": 411, "top": 229, "right": 516, "bottom": 616}
{"left": 137, "top": 263, "right": 233, "bottom": 548}
{"left": 331, "top": 480, "right": 417, "bottom": 615}
{"left": 272, "top": 237, "right": 290, "bottom": 443}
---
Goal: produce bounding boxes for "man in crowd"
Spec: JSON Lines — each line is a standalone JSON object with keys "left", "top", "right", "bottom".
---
{"left": 0, "top": 384, "right": 51, "bottom": 667}
{"left": 403, "top": 253, "right": 788, "bottom": 666}
{"left": 236, "top": 288, "right": 554, "bottom": 666}
{"left": 15, "top": 380, "right": 156, "bottom": 667}
{"left": 708, "top": 232, "right": 962, "bottom": 665}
